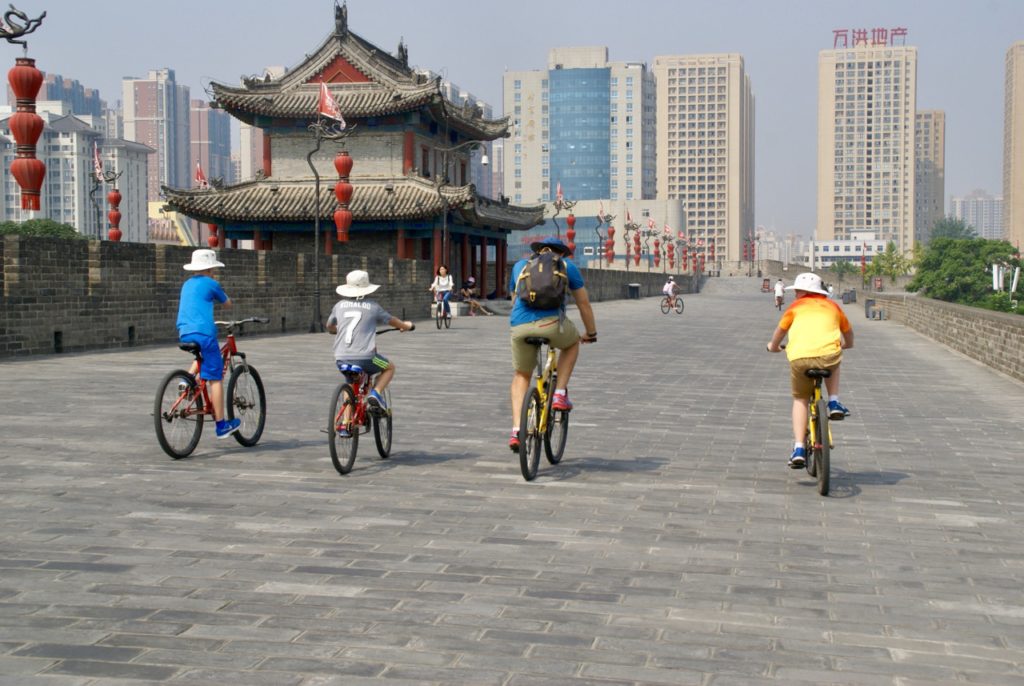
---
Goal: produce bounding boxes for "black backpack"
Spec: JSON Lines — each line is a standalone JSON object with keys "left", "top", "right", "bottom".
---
{"left": 515, "top": 248, "right": 568, "bottom": 309}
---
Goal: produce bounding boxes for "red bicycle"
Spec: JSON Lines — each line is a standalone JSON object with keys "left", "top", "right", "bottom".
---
{"left": 154, "top": 317, "right": 268, "bottom": 459}
{"left": 327, "top": 326, "right": 412, "bottom": 474}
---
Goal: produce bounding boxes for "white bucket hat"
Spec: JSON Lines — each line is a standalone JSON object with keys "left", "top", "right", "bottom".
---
{"left": 183, "top": 249, "right": 225, "bottom": 271}
{"left": 336, "top": 269, "right": 380, "bottom": 298}
{"left": 784, "top": 272, "right": 829, "bottom": 295}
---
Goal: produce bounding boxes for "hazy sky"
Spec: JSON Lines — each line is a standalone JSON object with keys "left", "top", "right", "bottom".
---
{"left": 8, "top": 0, "right": 1023, "bottom": 236}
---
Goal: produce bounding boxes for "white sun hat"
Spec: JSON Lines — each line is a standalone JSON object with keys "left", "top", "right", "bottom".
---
{"left": 183, "top": 249, "right": 225, "bottom": 271}
{"left": 336, "top": 269, "right": 381, "bottom": 298}
{"left": 784, "top": 272, "right": 830, "bottom": 295}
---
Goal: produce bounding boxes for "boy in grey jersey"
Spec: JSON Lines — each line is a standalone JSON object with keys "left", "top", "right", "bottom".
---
{"left": 327, "top": 270, "right": 414, "bottom": 414}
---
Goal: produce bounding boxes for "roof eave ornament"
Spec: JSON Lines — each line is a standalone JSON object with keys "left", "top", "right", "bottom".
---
{"left": 397, "top": 37, "right": 408, "bottom": 67}
{"left": 334, "top": 1, "right": 347, "bottom": 36}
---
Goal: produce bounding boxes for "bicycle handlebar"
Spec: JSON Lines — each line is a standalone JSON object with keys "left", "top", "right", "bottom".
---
{"left": 215, "top": 317, "right": 270, "bottom": 329}
{"left": 376, "top": 324, "right": 415, "bottom": 335}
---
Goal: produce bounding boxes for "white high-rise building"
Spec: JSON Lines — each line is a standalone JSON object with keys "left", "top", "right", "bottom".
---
{"left": 0, "top": 104, "right": 151, "bottom": 240}
{"left": 818, "top": 43, "right": 918, "bottom": 254}
{"left": 503, "top": 47, "right": 656, "bottom": 206}
{"left": 122, "top": 68, "right": 190, "bottom": 200}
{"left": 914, "top": 110, "right": 945, "bottom": 244}
{"left": 654, "top": 53, "right": 755, "bottom": 264}
{"left": 951, "top": 190, "right": 1004, "bottom": 239}
{"left": 1004, "top": 41, "right": 1024, "bottom": 248}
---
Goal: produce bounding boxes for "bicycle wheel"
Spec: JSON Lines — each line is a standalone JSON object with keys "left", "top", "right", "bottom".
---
{"left": 435, "top": 303, "right": 442, "bottom": 329}
{"left": 674, "top": 297, "right": 684, "bottom": 314}
{"left": 328, "top": 383, "right": 359, "bottom": 475}
{"left": 519, "top": 387, "right": 543, "bottom": 481}
{"left": 226, "top": 364, "right": 266, "bottom": 447}
{"left": 814, "top": 398, "right": 831, "bottom": 495}
{"left": 444, "top": 310, "right": 452, "bottom": 329}
{"left": 154, "top": 369, "right": 204, "bottom": 459}
{"left": 804, "top": 425, "right": 816, "bottom": 477}
{"left": 660, "top": 299, "right": 671, "bottom": 314}
{"left": 372, "top": 388, "right": 392, "bottom": 458}
{"left": 543, "top": 402, "right": 569, "bottom": 465}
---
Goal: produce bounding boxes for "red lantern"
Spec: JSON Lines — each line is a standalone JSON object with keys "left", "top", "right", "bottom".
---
{"left": 7, "top": 57, "right": 45, "bottom": 211}
{"left": 565, "top": 213, "right": 576, "bottom": 255}
{"left": 743, "top": 243, "right": 748, "bottom": 260}
{"left": 333, "top": 150, "right": 354, "bottom": 242}
{"left": 653, "top": 238, "right": 661, "bottom": 268}
{"left": 667, "top": 242, "right": 675, "bottom": 269}
{"left": 107, "top": 189, "right": 122, "bottom": 241}
{"left": 207, "top": 223, "right": 219, "bottom": 248}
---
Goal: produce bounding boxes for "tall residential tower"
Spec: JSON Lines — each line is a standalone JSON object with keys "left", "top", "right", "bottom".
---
{"left": 914, "top": 110, "right": 945, "bottom": 243}
{"left": 122, "top": 69, "right": 190, "bottom": 200}
{"left": 817, "top": 42, "right": 918, "bottom": 254}
{"left": 654, "top": 53, "right": 755, "bottom": 263}
{"left": 1004, "top": 41, "right": 1024, "bottom": 248}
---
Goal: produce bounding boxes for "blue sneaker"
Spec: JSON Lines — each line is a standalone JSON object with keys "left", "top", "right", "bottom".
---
{"left": 337, "top": 426, "right": 352, "bottom": 438}
{"left": 367, "top": 389, "right": 388, "bottom": 412}
{"left": 788, "top": 446, "right": 806, "bottom": 469}
{"left": 828, "top": 400, "right": 851, "bottom": 420}
{"left": 216, "top": 418, "right": 241, "bottom": 439}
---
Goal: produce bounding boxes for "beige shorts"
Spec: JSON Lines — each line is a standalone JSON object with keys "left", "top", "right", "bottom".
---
{"left": 790, "top": 352, "right": 842, "bottom": 399}
{"left": 510, "top": 316, "right": 580, "bottom": 373}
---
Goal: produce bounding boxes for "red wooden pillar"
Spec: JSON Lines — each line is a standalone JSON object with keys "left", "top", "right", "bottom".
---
{"left": 402, "top": 131, "right": 414, "bottom": 175}
{"left": 460, "top": 234, "right": 470, "bottom": 283}
{"left": 496, "top": 238, "right": 507, "bottom": 298}
{"left": 396, "top": 228, "right": 406, "bottom": 259}
{"left": 324, "top": 231, "right": 333, "bottom": 256}
{"left": 432, "top": 228, "right": 442, "bottom": 274}
{"left": 480, "top": 236, "right": 489, "bottom": 298}
{"left": 253, "top": 230, "right": 263, "bottom": 250}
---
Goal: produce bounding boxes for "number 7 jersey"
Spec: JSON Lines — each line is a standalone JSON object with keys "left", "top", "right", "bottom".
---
{"left": 327, "top": 299, "right": 393, "bottom": 359}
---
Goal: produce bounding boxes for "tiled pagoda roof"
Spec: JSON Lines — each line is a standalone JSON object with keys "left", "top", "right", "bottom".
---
{"left": 210, "top": 16, "right": 508, "bottom": 141}
{"left": 161, "top": 176, "right": 545, "bottom": 232}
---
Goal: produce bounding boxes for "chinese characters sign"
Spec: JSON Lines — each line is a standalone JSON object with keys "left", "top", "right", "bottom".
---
{"left": 832, "top": 27, "right": 908, "bottom": 48}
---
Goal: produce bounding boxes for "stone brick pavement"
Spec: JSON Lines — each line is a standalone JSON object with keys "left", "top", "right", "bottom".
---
{"left": 2, "top": 277, "right": 1024, "bottom": 685}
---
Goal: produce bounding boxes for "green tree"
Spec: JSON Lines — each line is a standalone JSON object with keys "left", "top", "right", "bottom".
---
{"left": 907, "top": 237, "right": 1020, "bottom": 305}
{"left": 930, "top": 215, "right": 976, "bottom": 240}
{"left": 0, "top": 219, "right": 84, "bottom": 240}
{"left": 870, "top": 241, "right": 913, "bottom": 286}
{"left": 829, "top": 260, "right": 857, "bottom": 291}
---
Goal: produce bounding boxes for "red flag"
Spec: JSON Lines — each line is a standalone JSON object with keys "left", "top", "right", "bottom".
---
{"left": 93, "top": 142, "right": 103, "bottom": 182}
{"left": 647, "top": 217, "right": 656, "bottom": 230}
{"left": 318, "top": 81, "right": 346, "bottom": 127}
{"left": 195, "top": 162, "right": 208, "bottom": 189}
{"left": 598, "top": 201, "right": 605, "bottom": 220}
{"left": 556, "top": 181, "right": 563, "bottom": 203}
{"left": 664, "top": 224, "right": 672, "bottom": 236}
{"left": 626, "top": 209, "right": 633, "bottom": 223}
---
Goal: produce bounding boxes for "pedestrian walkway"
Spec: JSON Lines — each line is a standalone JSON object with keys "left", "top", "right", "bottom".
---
{"left": 1, "top": 286, "right": 1023, "bottom": 684}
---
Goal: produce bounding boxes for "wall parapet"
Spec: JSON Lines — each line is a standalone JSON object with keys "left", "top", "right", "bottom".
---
{"left": 871, "top": 292, "right": 1024, "bottom": 383}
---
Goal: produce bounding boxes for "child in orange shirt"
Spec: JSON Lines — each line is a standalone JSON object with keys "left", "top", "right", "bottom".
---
{"left": 767, "top": 272, "right": 854, "bottom": 468}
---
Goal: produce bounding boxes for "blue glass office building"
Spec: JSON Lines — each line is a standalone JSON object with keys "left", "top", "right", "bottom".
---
{"left": 548, "top": 68, "right": 610, "bottom": 201}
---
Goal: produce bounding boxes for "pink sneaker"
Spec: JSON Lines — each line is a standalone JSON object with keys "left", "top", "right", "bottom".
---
{"left": 551, "top": 393, "right": 573, "bottom": 411}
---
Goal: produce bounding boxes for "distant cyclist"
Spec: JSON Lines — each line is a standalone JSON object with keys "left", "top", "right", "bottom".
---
{"left": 662, "top": 276, "right": 681, "bottom": 307}
{"left": 774, "top": 278, "right": 785, "bottom": 309}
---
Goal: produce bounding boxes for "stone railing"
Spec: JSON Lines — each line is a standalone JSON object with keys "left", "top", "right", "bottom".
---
{"left": 869, "top": 292, "right": 1024, "bottom": 382}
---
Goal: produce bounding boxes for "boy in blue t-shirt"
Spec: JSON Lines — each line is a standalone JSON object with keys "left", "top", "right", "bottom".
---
{"left": 176, "top": 249, "right": 239, "bottom": 438}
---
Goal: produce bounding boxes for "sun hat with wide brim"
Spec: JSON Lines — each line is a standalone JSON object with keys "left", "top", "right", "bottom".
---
{"left": 784, "top": 271, "right": 830, "bottom": 296}
{"left": 183, "top": 249, "right": 225, "bottom": 271}
{"left": 530, "top": 237, "right": 572, "bottom": 256}
{"left": 336, "top": 269, "right": 381, "bottom": 297}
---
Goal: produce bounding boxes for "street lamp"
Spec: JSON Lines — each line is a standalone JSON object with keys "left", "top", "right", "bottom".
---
{"left": 306, "top": 116, "right": 354, "bottom": 333}
{"left": 436, "top": 140, "right": 487, "bottom": 267}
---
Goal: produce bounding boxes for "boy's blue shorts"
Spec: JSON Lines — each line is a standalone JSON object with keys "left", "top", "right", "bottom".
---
{"left": 180, "top": 332, "right": 223, "bottom": 380}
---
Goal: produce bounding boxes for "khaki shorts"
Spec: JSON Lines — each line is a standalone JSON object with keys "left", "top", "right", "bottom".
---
{"left": 511, "top": 316, "right": 580, "bottom": 373}
{"left": 790, "top": 352, "right": 842, "bottom": 399}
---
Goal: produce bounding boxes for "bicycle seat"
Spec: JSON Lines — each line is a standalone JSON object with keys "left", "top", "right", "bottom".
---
{"left": 524, "top": 337, "right": 550, "bottom": 346}
{"left": 804, "top": 368, "right": 832, "bottom": 379}
{"left": 179, "top": 342, "right": 201, "bottom": 356}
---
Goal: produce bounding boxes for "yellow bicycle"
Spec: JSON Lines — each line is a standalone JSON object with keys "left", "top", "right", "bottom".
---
{"left": 803, "top": 368, "right": 833, "bottom": 496}
{"left": 518, "top": 336, "right": 569, "bottom": 481}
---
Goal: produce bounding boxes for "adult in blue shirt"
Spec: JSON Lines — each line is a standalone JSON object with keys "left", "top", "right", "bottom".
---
{"left": 176, "top": 249, "right": 240, "bottom": 438}
{"left": 507, "top": 237, "right": 597, "bottom": 451}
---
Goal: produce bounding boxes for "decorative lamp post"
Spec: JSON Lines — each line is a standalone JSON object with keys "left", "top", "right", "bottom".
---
{"left": 4, "top": 7, "right": 47, "bottom": 211}
{"left": 333, "top": 150, "right": 353, "bottom": 244}
{"left": 653, "top": 238, "right": 661, "bottom": 269}
{"left": 623, "top": 214, "right": 639, "bottom": 271}
{"left": 106, "top": 188, "right": 122, "bottom": 242}
{"left": 306, "top": 83, "right": 354, "bottom": 333}
{"left": 632, "top": 231, "right": 641, "bottom": 267}
{"left": 605, "top": 225, "right": 615, "bottom": 264}
{"left": 594, "top": 206, "right": 615, "bottom": 269}
{"left": 667, "top": 241, "right": 675, "bottom": 271}
{"left": 549, "top": 182, "right": 577, "bottom": 242}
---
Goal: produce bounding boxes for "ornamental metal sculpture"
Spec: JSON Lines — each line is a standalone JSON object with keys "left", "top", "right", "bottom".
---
{"left": 4, "top": 5, "right": 46, "bottom": 211}
{"left": 0, "top": 5, "right": 46, "bottom": 48}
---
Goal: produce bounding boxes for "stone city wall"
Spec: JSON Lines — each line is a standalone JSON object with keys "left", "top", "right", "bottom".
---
{"left": 870, "top": 292, "right": 1024, "bottom": 383}
{"left": 0, "top": 236, "right": 690, "bottom": 357}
